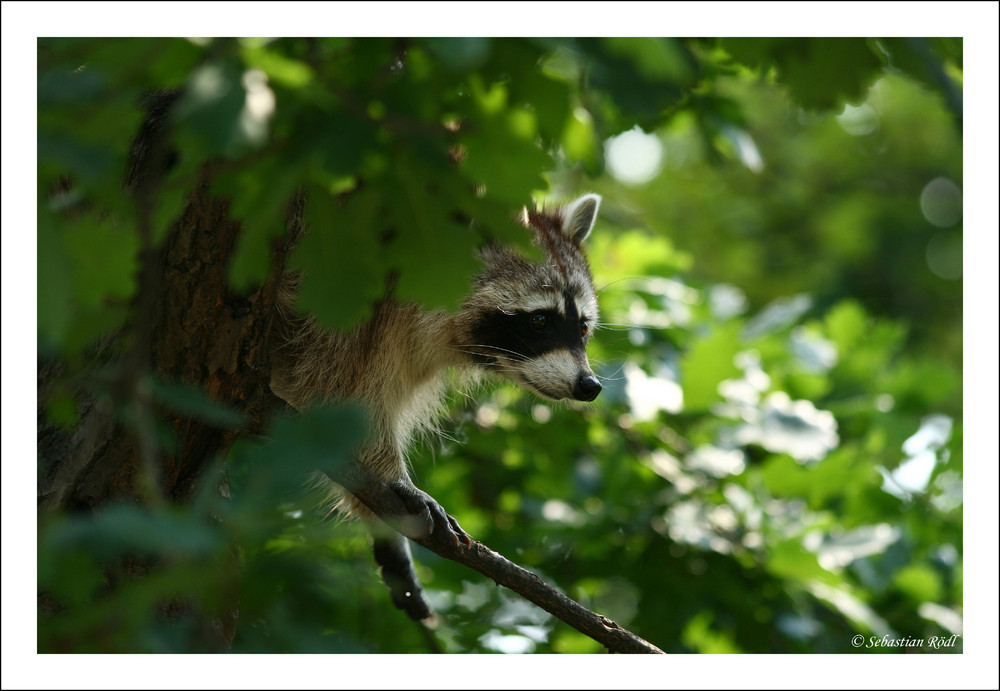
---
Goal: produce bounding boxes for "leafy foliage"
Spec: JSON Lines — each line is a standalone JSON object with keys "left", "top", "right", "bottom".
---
{"left": 37, "top": 38, "right": 962, "bottom": 654}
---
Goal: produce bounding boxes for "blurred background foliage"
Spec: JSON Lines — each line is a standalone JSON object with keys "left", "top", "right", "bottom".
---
{"left": 37, "top": 37, "right": 963, "bottom": 653}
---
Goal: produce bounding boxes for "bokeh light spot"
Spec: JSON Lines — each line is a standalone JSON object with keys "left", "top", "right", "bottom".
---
{"left": 836, "top": 103, "right": 880, "bottom": 136}
{"left": 605, "top": 126, "right": 664, "bottom": 186}
{"left": 919, "top": 177, "right": 962, "bottom": 227}
{"left": 926, "top": 230, "right": 963, "bottom": 280}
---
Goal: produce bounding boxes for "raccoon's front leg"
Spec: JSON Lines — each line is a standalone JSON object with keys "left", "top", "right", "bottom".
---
{"left": 347, "top": 445, "right": 472, "bottom": 548}
{"left": 385, "top": 477, "right": 471, "bottom": 548}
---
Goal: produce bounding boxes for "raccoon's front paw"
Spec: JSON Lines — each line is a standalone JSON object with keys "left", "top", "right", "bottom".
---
{"left": 391, "top": 483, "right": 472, "bottom": 548}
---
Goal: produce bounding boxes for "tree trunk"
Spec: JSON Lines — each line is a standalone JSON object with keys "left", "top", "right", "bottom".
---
{"left": 37, "top": 165, "right": 301, "bottom": 651}
{"left": 38, "top": 184, "right": 295, "bottom": 513}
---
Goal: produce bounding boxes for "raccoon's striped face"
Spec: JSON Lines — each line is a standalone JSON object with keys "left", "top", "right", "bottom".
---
{"left": 466, "top": 194, "right": 603, "bottom": 402}
{"left": 472, "top": 288, "right": 601, "bottom": 402}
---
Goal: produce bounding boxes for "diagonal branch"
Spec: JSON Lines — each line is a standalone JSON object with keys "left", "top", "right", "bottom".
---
{"left": 336, "top": 464, "right": 665, "bottom": 654}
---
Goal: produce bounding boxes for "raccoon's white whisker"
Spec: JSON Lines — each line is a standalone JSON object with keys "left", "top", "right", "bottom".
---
{"left": 457, "top": 359, "right": 514, "bottom": 372}
{"left": 595, "top": 369, "right": 627, "bottom": 383}
{"left": 593, "top": 276, "right": 634, "bottom": 295}
{"left": 455, "top": 343, "right": 529, "bottom": 358}
{"left": 586, "top": 355, "right": 628, "bottom": 380}
{"left": 449, "top": 352, "right": 521, "bottom": 366}
{"left": 599, "top": 361, "right": 630, "bottom": 382}
{"left": 449, "top": 353, "right": 526, "bottom": 375}
{"left": 451, "top": 344, "right": 530, "bottom": 362}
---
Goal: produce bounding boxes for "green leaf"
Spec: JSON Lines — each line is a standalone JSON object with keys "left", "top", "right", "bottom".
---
{"left": 574, "top": 38, "right": 691, "bottom": 130}
{"left": 384, "top": 155, "right": 481, "bottom": 311}
{"left": 510, "top": 66, "right": 571, "bottom": 148}
{"left": 600, "top": 37, "right": 696, "bottom": 85}
{"left": 457, "top": 193, "right": 536, "bottom": 258}
{"left": 680, "top": 321, "right": 742, "bottom": 411}
{"left": 460, "top": 88, "right": 552, "bottom": 206}
{"left": 37, "top": 189, "right": 137, "bottom": 354}
{"left": 37, "top": 128, "right": 116, "bottom": 181}
{"left": 173, "top": 59, "right": 252, "bottom": 158}
{"left": 43, "top": 505, "right": 225, "bottom": 560}
{"left": 767, "top": 538, "right": 830, "bottom": 583}
{"left": 681, "top": 610, "right": 743, "bottom": 654}
{"left": 37, "top": 205, "right": 76, "bottom": 348}
{"left": 241, "top": 45, "right": 315, "bottom": 88}
{"left": 424, "top": 38, "right": 492, "bottom": 72}
{"left": 38, "top": 64, "right": 108, "bottom": 105}
{"left": 762, "top": 448, "right": 881, "bottom": 512}
{"left": 823, "top": 300, "right": 867, "bottom": 354}
{"left": 230, "top": 406, "right": 368, "bottom": 501}
{"left": 591, "top": 229, "right": 692, "bottom": 281}
{"left": 722, "top": 38, "right": 883, "bottom": 110}
{"left": 562, "top": 107, "right": 598, "bottom": 169}
{"left": 221, "top": 158, "right": 304, "bottom": 291}
{"left": 292, "top": 185, "right": 384, "bottom": 330}
{"left": 61, "top": 215, "right": 139, "bottom": 310}
{"left": 303, "top": 111, "right": 375, "bottom": 178}
{"left": 878, "top": 38, "right": 960, "bottom": 96}
{"left": 893, "top": 564, "right": 943, "bottom": 603}
{"left": 44, "top": 389, "right": 79, "bottom": 429}
{"left": 37, "top": 547, "right": 103, "bottom": 609}
{"left": 761, "top": 454, "right": 812, "bottom": 498}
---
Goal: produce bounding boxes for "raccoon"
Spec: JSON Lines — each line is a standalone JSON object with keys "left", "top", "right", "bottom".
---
{"left": 269, "top": 193, "right": 603, "bottom": 621}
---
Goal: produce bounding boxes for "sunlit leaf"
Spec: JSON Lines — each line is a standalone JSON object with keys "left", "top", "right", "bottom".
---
{"left": 681, "top": 610, "right": 742, "bottom": 654}
{"left": 460, "top": 93, "right": 552, "bottom": 206}
{"left": 893, "top": 564, "right": 943, "bottom": 603}
{"left": 241, "top": 45, "right": 315, "bottom": 88}
{"left": 680, "top": 321, "right": 742, "bottom": 411}
{"left": 562, "top": 107, "right": 598, "bottom": 169}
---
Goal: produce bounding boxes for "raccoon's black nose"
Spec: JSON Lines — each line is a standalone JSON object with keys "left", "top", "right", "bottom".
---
{"left": 574, "top": 374, "right": 602, "bottom": 402}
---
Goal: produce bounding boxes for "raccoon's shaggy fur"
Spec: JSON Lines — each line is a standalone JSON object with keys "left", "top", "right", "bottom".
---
{"left": 269, "top": 193, "right": 603, "bottom": 619}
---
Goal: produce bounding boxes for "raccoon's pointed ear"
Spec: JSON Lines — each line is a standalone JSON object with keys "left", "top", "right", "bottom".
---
{"left": 559, "top": 193, "right": 601, "bottom": 244}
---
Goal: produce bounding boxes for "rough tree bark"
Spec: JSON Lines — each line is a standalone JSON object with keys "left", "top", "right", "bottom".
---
{"left": 38, "top": 183, "right": 296, "bottom": 512}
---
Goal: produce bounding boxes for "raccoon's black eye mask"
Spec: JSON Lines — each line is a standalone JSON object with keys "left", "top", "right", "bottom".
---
{"left": 474, "top": 298, "right": 588, "bottom": 361}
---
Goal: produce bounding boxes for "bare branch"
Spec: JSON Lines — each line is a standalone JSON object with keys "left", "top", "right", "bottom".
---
{"left": 336, "top": 463, "right": 665, "bottom": 654}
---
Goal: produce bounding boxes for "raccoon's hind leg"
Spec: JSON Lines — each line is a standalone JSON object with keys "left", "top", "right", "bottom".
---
{"left": 373, "top": 532, "right": 433, "bottom": 621}
{"left": 336, "top": 450, "right": 471, "bottom": 618}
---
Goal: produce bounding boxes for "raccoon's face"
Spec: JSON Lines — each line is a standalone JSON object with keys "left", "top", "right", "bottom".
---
{"left": 464, "top": 194, "right": 603, "bottom": 403}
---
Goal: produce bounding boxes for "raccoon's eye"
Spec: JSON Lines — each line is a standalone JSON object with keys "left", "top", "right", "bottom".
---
{"left": 581, "top": 321, "right": 590, "bottom": 338}
{"left": 530, "top": 313, "right": 548, "bottom": 331}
